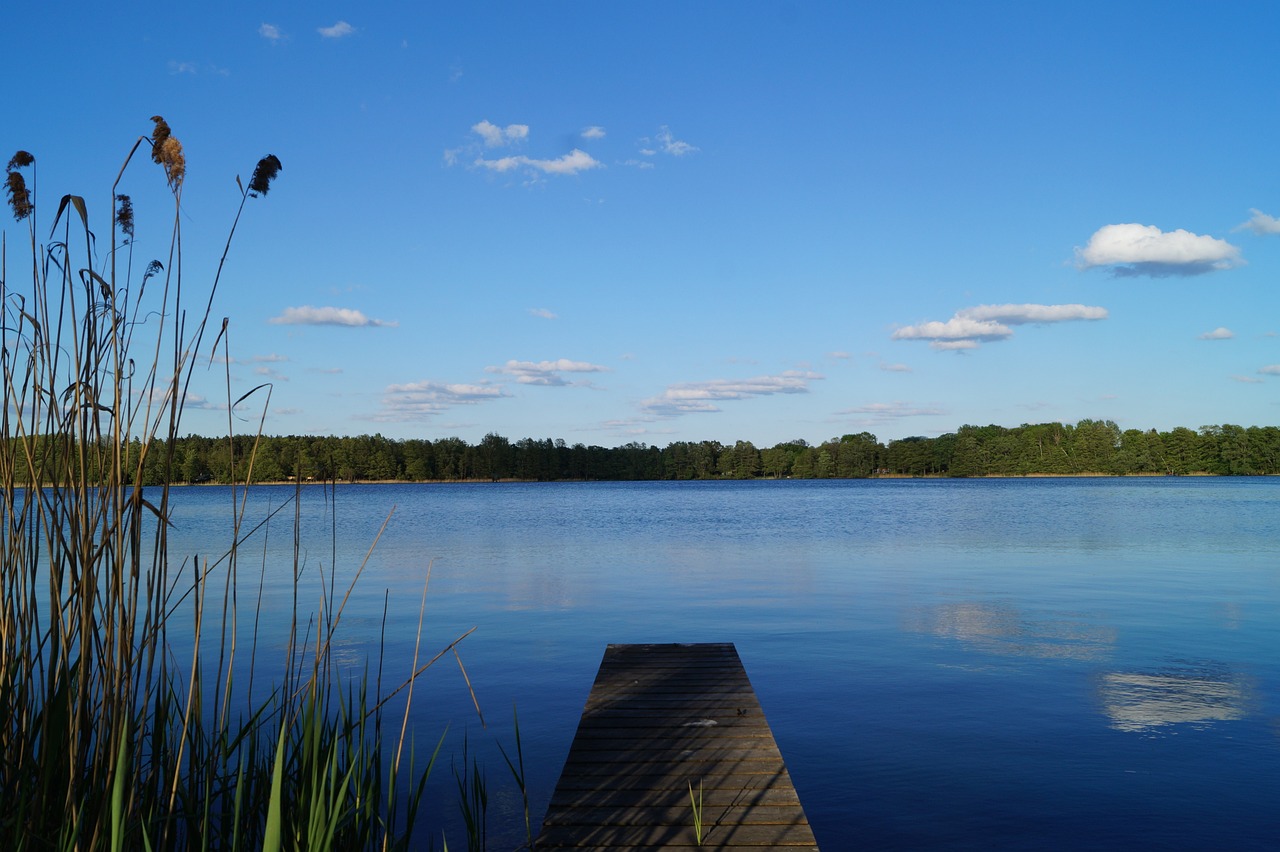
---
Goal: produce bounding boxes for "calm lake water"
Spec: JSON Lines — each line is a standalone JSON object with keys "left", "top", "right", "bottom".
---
{"left": 166, "top": 478, "right": 1280, "bottom": 850}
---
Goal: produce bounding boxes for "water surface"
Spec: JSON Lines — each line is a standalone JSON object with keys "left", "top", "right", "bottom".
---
{"left": 167, "top": 478, "right": 1280, "bottom": 849}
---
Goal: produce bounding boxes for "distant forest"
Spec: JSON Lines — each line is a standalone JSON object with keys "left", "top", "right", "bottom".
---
{"left": 49, "top": 420, "right": 1280, "bottom": 485}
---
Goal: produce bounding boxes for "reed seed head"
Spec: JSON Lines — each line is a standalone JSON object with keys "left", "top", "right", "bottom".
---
{"left": 149, "top": 116, "right": 171, "bottom": 164}
{"left": 5, "top": 149, "right": 34, "bottom": 221}
{"left": 115, "top": 194, "right": 135, "bottom": 239}
{"left": 247, "top": 154, "right": 282, "bottom": 197}
{"left": 149, "top": 116, "right": 185, "bottom": 188}
{"left": 5, "top": 171, "right": 32, "bottom": 221}
{"left": 159, "top": 136, "right": 185, "bottom": 189}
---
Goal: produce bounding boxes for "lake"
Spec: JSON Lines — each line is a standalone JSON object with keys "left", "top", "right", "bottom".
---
{"left": 165, "top": 478, "right": 1280, "bottom": 849}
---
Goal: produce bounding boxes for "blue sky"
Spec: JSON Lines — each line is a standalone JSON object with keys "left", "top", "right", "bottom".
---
{"left": 7, "top": 2, "right": 1280, "bottom": 446}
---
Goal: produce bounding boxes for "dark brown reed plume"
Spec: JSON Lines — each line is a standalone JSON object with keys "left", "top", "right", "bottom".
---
{"left": 248, "top": 154, "right": 282, "bottom": 197}
{"left": 115, "top": 194, "right": 134, "bottom": 240}
{"left": 4, "top": 151, "right": 33, "bottom": 220}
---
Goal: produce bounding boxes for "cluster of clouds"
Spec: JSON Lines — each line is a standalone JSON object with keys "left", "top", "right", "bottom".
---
{"left": 378, "top": 381, "right": 509, "bottom": 422}
{"left": 259, "top": 21, "right": 355, "bottom": 42}
{"left": 369, "top": 363, "right": 825, "bottom": 426}
{"left": 893, "top": 303, "right": 1108, "bottom": 350}
{"left": 1069, "top": 214, "right": 1280, "bottom": 381}
{"left": 444, "top": 120, "right": 697, "bottom": 181}
{"left": 640, "top": 371, "right": 821, "bottom": 416}
{"left": 486, "top": 359, "right": 609, "bottom": 387}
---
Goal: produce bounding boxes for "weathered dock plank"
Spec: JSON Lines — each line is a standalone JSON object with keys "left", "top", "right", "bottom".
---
{"left": 537, "top": 643, "right": 818, "bottom": 850}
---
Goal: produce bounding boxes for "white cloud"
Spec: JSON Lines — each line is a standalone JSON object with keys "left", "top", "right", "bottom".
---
{"left": 957, "top": 303, "right": 1108, "bottom": 324}
{"left": 255, "top": 366, "right": 289, "bottom": 381}
{"left": 318, "top": 21, "right": 355, "bottom": 38}
{"left": 528, "top": 307, "right": 557, "bottom": 319}
{"left": 486, "top": 358, "right": 610, "bottom": 386}
{"left": 377, "top": 380, "right": 509, "bottom": 421}
{"left": 1232, "top": 375, "right": 1264, "bottom": 384}
{"left": 269, "top": 306, "right": 397, "bottom": 327}
{"left": 827, "top": 351, "right": 852, "bottom": 360}
{"left": 622, "top": 159, "right": 655, "bottom": 170}
{"left": 581, "top": 126, "right": 606, "bottom": 140}
{"left": 168, "top": 60, "right": 197, "bottom": 75}
{"left": 656, "top": 126, "right": 698, "bottom": 156}
{"left": 259, "top": 23, "right": 284, "bottom": 41}
{"left": 880, "top": 363, "right": 912, "bottom": 372}
{"left": 1259, "top": 365, "right": 1280, "bottom": 376}
{"left": 895, "top": 303, "right": 1107, "bottom": 350}
{"left": 641, "top": 371, "right": 821, "bottom": 416}
{"left": 1235, "top": 208, "right": 1280, "bottom": 235}
{"left": 475, "top": 149, "right": 601, "bottom": 177}
{"left": 1075, "top": 223, "right": 1242, "bottom": 276}
{"left": 1198, "top": 327, "right": 1234, "bottom": 340}
{"left": 893, "top": 317, "right": 1013, "bottom": 342}
{"left": 472, "top": 120, "right": 529, "bottom": 148}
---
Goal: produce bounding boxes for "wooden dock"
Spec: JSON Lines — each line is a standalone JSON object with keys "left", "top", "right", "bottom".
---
{"left": 536, "top": 643, "right": 818, "bottom": 850}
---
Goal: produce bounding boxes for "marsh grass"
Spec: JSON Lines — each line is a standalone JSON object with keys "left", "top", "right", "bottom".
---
{"left": 0, "top": 121, "right": 471, "bottom": 849}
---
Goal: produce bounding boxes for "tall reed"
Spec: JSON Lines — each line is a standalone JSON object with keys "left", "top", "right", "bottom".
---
{"left": 1, "top": 119, "right": 466, "bottom": 850}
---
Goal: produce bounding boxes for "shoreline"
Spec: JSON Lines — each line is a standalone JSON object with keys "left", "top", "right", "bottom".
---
{"left": 166, "top": 470, "right": 1254, "bottom": 487}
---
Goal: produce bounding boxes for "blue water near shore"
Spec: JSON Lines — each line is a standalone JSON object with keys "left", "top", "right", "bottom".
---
{"left": 165, "top": 478, "right": 1280, "bottom": 849}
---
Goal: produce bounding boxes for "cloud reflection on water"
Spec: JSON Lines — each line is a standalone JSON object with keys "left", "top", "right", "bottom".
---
{"left": 1099, "top": 662, "right": 1251, "bottom": 733}
{"left": 905, "top": 601, "right": 1116, "bottom": 661}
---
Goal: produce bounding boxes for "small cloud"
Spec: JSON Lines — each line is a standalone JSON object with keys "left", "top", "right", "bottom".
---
{"left": 880, "top": 363, "right": 912, "bottom": 372}
{"left": 168, "top": 60, "right": 197, "bottom": 75}
{"left": 486, "top": 358, "right": 610, "bottom": 386}
{"left": 252, "top": 353, "right": 290, "bottom": 363}
{"left": 1235, "top": 208, "right": 1280, "bottom": 235}
{"left": 259, "top": 23, "right": 284, "bottom": 41}
{"left": 472, "top": 120, "right": 529, "bottom": 148}
{"left": 958, "top": 303, "right": 1108, "bottom": 324}
{"left": 255, "top": 366, "right": 289, "bottom": 381}
{"left": 1259, "top": 365, "right": 1280, "bottom": 376}
{"left": 622, "top": 158, "right": 655, "bottom": 170}
{"left": 528, "top": 308, "right": 557, "bottom": 320}
{"left": 893, "top": 317, "right": 1014, "bottom": 343}
{"left": 1198, "top": 327, "right": 1234, "bottom": 340}
{"left": 827, "top": 351, "right": 852, "bottom": 360}
{"left": 475, "top": 149, "right": 601, "bottom": 177}
{"left": 318, "top": 21, "right": 355, "bottom": 39}
{"left": 837, "top": 401, "right": 945, "bottom": 421}
{"left": 895, "top": 303, "right": 1107, "bottom": 350}
{"left": 581, "top": 126, "right": 606, "bottom": 140}
{"left": 1232, "top": 375, "right": 1264, "bottom": 384}
{"left": 656, "top": 126, "right": 698, "bottom": 156}
{"left": 269, "top": 306, "right": 397, "bottom": 327}
{"left": 311, "top": 367, "right": 344, "bottom": 375}
{"left": 642, "top": 371, "right": 822, "bottom": 416}
{"left": 377, "top": 380, "right": 509, "bottom": 422}
{"left": 1075, "top": 223, "right": 1242, "bottom": 277}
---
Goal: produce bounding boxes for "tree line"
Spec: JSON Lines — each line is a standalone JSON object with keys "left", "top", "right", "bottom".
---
{"left": 21, "top": 419, "right": 1277, "bottom": 485}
